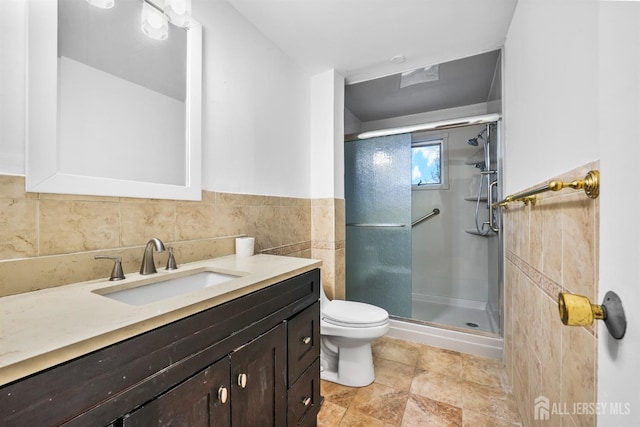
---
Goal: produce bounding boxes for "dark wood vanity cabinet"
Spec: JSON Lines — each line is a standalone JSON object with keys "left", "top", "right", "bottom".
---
{"left": 122, "top": 356, "right": 232, "bottom": 426}
{"left": 0, "top": 268, "right": 321, "bottom": 427}
{"left": 123, "top": 324, "right": 286, "bottom": 427}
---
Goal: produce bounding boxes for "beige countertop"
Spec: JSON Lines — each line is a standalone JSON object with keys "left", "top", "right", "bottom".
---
{"left": 0, "top": 254, "right": 321, "bottom": 386}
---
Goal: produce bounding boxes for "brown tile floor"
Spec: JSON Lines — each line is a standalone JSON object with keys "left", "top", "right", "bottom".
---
{"left": 317, "top": 336, "right": 523, "bottom": 427}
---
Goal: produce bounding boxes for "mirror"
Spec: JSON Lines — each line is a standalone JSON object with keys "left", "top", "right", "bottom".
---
{"left": 26, "top": 0, "right": 202, "bottom": 200}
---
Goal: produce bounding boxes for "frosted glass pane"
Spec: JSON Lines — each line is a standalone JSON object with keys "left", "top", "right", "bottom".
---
{"left": 345, "top": 134, "right": 412, "bottom": 318}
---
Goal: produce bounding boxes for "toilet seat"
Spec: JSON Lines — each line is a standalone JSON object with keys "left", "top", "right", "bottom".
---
{"left": 322, "top": 300, "right": 389, "bottom": 328}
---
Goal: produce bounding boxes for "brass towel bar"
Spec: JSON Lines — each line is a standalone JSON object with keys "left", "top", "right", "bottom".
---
{"left": 493, "top": 170, "right": 600, "bottom": 208}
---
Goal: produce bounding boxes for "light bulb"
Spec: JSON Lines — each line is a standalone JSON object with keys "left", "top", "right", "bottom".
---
{"left": 165, "top": 0, "right": 191, "bottom": 28}
{"left": 141, "top": 2, "right": 168, "bottom": 40}
{"left": 147, "top": 11, "right": 164, "bottom": 29}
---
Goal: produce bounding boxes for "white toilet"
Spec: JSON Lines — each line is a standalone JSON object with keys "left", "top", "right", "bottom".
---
{"left": 319, "top": 283, "right": 390, "bottom": 387}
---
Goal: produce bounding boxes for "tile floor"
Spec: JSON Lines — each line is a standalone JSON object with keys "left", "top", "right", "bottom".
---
{"left": 317, "top": 336, "right": 523, "bottom": 427}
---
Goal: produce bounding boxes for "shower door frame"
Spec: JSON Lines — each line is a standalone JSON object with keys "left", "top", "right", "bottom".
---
{"left": 343, "top": 121, "right": 505, "bottom": 339}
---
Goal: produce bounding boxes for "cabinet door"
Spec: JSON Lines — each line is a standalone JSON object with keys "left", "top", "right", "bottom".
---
{"left": 230, "top": 323, "right": 287, "bottom": 427}
{"left": 122, "top": 357, "right": 231, "bottom": 427}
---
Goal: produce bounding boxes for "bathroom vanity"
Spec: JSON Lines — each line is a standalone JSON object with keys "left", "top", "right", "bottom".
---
{"left": 0, "top": 255, "right": 321, "bottom": 426}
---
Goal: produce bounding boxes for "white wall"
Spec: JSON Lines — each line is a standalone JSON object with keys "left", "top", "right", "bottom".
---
{"left": 411, "top": 125, "right": 490, "bottom": 303}
{"left": 0, "top": 0, "right": 26, "bottom": 175}
{"left": 195, "top": 0, "right": 311, "bottom": 198}
{"left": 344, "top": 107, "right": 361, "bottom": 136}
{"left": 597, "top": 2, "right": 640, "bottom": 425}
{"left": 503, "top": 0, "right": 599, "bottom": 194}
{"left": 310, "top": 70, "right": 345, "bottom": 199}
{"left": 505, "top": 1, "right": 640, "bottom": 425}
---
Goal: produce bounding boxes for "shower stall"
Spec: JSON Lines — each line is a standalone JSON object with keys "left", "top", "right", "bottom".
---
{"left": 344, "top": 119, "right": 503, "bottom": 354}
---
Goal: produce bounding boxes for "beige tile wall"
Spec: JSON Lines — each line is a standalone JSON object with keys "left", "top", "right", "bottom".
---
{"left": 310, "top": 198, "right": 346, "bottom": 300}
{"left": 0, "top": 175, "right": 317, "bottom": 297}
{"left": 503, "top": 162, "right": 599, "bottom": 427}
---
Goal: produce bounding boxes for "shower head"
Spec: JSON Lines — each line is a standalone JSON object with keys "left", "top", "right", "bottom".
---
{"left": 467, "top": 131, "right": 486, "bottom": 146}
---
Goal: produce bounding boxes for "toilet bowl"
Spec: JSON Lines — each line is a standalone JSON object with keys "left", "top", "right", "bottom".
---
{"left": 319, "top": 284, "right": 389, "bottom": 387}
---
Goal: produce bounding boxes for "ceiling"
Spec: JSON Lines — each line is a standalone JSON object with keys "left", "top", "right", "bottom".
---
{"left": 224, "top": 0, "right": 517, "bottom": 83}
{"left": 223, "top": 0, "right": 517, "bottom": 122}
{"left": 345, "top": 50, "right": 501, "bottom": 122}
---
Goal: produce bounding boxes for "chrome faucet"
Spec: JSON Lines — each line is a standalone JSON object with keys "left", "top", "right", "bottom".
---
{"left": 140, "top": 238, "right": 166, "bottom": 275}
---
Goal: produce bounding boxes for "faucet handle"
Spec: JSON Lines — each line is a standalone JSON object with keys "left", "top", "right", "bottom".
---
{"left": 166, "top": 247, "right": 178, "bottom": 270}
{"left": 95, "top": 255, "right": 126, "bottom": 281}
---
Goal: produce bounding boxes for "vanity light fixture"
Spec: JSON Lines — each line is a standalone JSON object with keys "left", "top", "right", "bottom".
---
{"left": 85, "top": 0, "right": 114, "bottom": 9}
{"left": 164, "top": 0, "right": 192, "bottom": 28}
{"left": 141, "top": 0, "right": 193, "bottom": 40}
{"left": 86, "top": 0, "right": 193, "bottom": 40}
{"left": 141, "top": 1, "right": 169, "bottom": 41}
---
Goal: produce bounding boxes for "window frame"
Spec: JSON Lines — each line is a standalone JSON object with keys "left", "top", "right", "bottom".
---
{"left": 411, "top": 132, "right": 449, "bottom": 191}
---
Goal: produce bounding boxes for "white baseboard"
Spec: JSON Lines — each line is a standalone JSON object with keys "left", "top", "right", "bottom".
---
{"left": 386, "top": 318, "right": 503, "bottom": 360}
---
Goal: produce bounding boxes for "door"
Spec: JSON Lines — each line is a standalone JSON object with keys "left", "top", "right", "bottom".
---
{"left": 230, "top": 323, "right": 287, "bottom": 427}
{"left": 122, "top": 357, "right": 231, "bottom": 426}
{"left": 345, "top": 134, "right": 412, "bottom": 318}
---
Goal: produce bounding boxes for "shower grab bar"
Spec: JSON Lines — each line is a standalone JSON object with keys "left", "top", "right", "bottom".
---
{"left": 346, "top": 223, "right": 406, "bottom": 228}
{"left": 493, "top": 170, "right": 600, "bottom": 208}
{"left": 411, "top": 208, "right": 440, "bottom": 227}
{"left": 488, "top": 180, "right": 499, "bottom": 233}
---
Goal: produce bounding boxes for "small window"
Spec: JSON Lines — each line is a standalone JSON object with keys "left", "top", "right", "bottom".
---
{"left": 411, "top": 134, "right": 449, "bottom": 190}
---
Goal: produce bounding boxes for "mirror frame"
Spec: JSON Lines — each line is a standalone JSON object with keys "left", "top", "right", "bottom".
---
{"left": 26, "top": 1, "right": 202, "bottom": 201}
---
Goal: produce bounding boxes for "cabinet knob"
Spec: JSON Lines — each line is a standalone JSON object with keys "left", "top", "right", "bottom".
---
{"left": 237, "top": 373, "right": 248, "bottom": 388}
{"left": 217, "top": 386, "right": 228, "bottom": 404}
{"left": 302, "top": 397, "right": 312, "bottom": 407}
{"left": 301, "top": 336, "right": 312, "bottom": 345}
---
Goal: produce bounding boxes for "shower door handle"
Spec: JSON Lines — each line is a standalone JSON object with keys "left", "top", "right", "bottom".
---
{"left": 488, "top": 180, "right": 499, "bottom": 233}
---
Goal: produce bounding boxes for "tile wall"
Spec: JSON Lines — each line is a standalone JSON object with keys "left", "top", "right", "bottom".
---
{"left": 0, "top": 175, "right": 344, "bottom": 298}
{"left": 311, "top": 198, "right": 346, "bottom": 300}
{"left": 503, "top": 162, "right": 599, "bottom": 426}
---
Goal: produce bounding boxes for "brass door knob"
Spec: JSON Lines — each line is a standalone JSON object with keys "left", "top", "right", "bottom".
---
{"left": 558, "top": 293, "right": 604, "bottom": 325}
{"left": 557, "top": 291, "right": 626, "bottom": 339}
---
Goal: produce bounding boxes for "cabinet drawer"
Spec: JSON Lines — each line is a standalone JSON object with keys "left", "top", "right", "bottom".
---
{"left": 287, "top": 358, "right": 320, "bottom": 427}
{"left": 287, "top": 301, "right": 320, "bottom": 385}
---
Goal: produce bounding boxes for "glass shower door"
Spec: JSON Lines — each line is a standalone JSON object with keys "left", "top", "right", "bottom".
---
{"left": 345, "top": 134, "right": 412, "bottom": 318}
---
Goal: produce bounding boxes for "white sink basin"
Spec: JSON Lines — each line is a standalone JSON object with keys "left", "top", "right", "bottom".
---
{"left": 99, "top": 271, "right": 240, "bottom": 306}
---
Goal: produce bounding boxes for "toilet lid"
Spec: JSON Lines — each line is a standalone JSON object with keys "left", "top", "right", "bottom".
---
{"left": 322, "top": 300, "right": 389, "bottom": 328}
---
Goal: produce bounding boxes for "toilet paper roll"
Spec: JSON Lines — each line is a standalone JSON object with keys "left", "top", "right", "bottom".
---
{"left": 235, "top": 237, "right": 255, "bottom": 257}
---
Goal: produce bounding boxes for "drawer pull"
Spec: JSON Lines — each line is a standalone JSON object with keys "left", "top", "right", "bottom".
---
{"left": 237, "top": 373, "right": 248, "bottom": 388}
{"left": 301, "top": 336, "right": 312, "bottom": 345}
{"left": 302, "top": 397, "right": 312, "bottom": 406}
{"left": 218, "top": 386, "right": 228, "bottom": 403}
